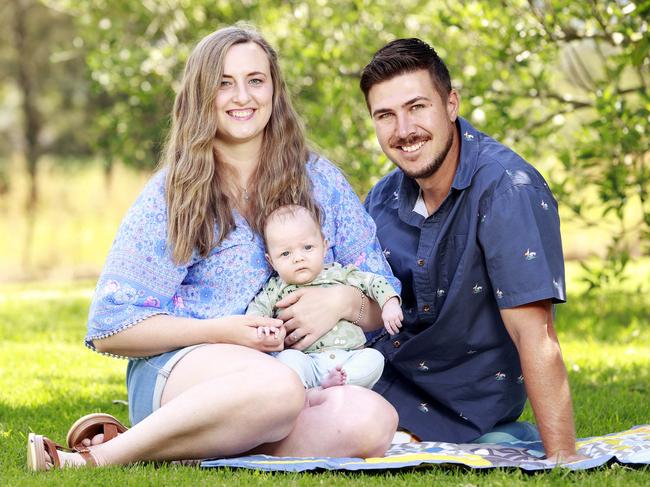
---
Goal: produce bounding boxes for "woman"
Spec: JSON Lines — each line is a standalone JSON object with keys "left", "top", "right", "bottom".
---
{"left": 27, "top": 25, "right": 399, "bottom": 470}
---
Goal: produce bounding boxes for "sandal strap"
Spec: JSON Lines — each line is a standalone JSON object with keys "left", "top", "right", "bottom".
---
{"left": 43, "top": 437, "right": 63, "bottom": 468}
{"left": 103, "top": 422, "right": 119, "bottom": 442}
{"left": 72, "top": 421, "right": 121, "bottom": 450}
{"left": 78, "top": 448, "right": 98, "bottom": 467}
{"left": 70, "top": 415, "right": 128, "bottom": 451}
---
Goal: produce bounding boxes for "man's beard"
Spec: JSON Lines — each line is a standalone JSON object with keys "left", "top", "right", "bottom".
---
{"left": 398, "top": 129, "right": 454, "bottom": 180}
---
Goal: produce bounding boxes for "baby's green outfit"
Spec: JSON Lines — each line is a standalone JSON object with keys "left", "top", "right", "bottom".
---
{"left": 247, "top": 262, "right": 400, "bottom": 388}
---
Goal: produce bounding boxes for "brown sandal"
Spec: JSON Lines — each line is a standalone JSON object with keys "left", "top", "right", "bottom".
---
{"left": 27, "top": 433, "right": 96, "bottom": 471}
{"left": 66, "top": 413, "right": 129, "bottom": 450}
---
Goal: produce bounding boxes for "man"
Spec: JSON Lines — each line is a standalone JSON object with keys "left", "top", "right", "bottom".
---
{"left": 361, "top": 38, "right": 582, "bottom": 461}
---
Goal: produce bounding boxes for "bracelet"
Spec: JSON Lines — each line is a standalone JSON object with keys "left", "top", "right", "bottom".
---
{"left": 351, "top": 288, "right": 366, "bottom": 326}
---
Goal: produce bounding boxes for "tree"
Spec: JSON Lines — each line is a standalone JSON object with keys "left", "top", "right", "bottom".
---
{"left": 52, "top": 0, "right": 261, "bottom": 173}
{"left": 2, "top": 0, "right": 94, "bottom": 268}
{"left": 50, "top": 0, "right": 648, "bottom": 287}
{"left": 428, "top": 0, "right": 649, "bottom": 288}
{"left": 3, "top": 0, "right": 91, "bottom": 208}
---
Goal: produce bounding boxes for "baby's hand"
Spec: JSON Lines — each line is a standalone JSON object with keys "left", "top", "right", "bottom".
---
{"left": 256, "top": 325, "right": 281, "bottom": 339}
{"left": 381, "top": 297, "right": 403, "bottom": 335}
{"left": 257, "top": 325, "right": 286, "bottom": 352}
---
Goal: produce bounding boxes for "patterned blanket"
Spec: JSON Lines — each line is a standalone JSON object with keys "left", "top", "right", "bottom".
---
{"left": 201, "top": 425, "right": 650, "bottom": 472}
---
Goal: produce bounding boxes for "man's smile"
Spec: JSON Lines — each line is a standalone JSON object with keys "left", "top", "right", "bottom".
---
{"left": 400, "top": 140, "right": 426, "bottom": 153}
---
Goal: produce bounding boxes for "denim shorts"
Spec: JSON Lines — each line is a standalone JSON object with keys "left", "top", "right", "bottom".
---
{"left": 125, "top": 344, "right": 207, "bottom": 425}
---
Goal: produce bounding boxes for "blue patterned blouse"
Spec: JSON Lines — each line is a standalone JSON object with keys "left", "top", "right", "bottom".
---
{"left": 85, "top": 155, "right": 400, "bottom": 356}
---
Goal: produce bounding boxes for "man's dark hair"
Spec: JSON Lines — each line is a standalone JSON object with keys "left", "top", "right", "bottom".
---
{"left": 360, "top": 38, "right": 452, "bottom": 108}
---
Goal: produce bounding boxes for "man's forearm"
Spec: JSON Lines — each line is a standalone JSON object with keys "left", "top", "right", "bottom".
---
{"left": 519, "top": 335, "right": 577, "bottom": 459}
{"left": 501, "top": 301, "right": 578, "bottom": 460}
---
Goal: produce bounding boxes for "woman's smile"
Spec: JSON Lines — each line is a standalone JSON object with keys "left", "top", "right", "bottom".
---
{"left": 227, "top": 108, "right": 256, "bottom": 120}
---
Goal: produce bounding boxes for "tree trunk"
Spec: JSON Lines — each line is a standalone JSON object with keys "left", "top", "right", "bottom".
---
{"left": 104, "top": 157, "right": 115, "bottom": 194}
{"left": 12, "top": 0, "right": 42, "bottom": 268}
{"left": 13, "top": 0, "right": 41, "bottom": 211}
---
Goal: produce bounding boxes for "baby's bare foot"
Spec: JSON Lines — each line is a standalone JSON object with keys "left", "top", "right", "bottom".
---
{"left": 320, "top": 366, "right": 347, "bottom": 388}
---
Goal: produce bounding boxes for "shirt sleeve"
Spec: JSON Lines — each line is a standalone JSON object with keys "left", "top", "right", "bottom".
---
{"left": 343, "top": 265, "right": 401, "bottom": 308}
{"left": 309, "top": 157, "right": 401, "bottom": 294}
{"left": 85, "top": 170, "right": 192, "bottom": 352}
{"left": 245, "top": 279, "right": 280, "bottom": 317}
{"left": 478, "top": 182, "right": 566, "bottom": 309}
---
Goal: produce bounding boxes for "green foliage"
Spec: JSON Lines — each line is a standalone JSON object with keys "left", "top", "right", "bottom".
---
{"left": 48, "top": 1, "right": 648, "bottom": 187}
{"left": 44, "top": 0, "right": 268, "bottom": 168}
{"left": 1, "top": 1, "right": 93, "bottom": 159}
{"left": 2, "top": 0, "right": 648, "bottom": 285}
{"left": 0, "top": 281, "right": 649, "bottom": 484}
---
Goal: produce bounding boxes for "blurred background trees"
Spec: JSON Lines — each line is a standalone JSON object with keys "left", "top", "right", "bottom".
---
{"left": 3, "top": 0, "right": 90, "bottom": 204}
{"left": 0, "top": 0, "right": 648, "bottom": 287}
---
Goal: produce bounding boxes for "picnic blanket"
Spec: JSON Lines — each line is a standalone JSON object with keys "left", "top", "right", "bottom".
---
{"left": 201, "top": 424, "right": 650, "bottom": 472}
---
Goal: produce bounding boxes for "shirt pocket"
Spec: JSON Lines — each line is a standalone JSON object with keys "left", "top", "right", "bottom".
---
{"left": 436, "top": 234, "right": 468, "bottom": 296}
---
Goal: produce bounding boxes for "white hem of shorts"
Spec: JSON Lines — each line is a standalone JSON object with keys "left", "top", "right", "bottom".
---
{"left": 151, "top": 343, "right": 209, "bottom": 412}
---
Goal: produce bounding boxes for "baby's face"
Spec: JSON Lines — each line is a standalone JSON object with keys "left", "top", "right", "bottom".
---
{"left": 265, "top": 211, "right": 327, "bottom": 285}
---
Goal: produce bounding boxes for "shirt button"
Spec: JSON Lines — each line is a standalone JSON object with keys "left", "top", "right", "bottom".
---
{"left": 329, "top": 353, "right": 336, "bottom": 359}
{"left": 417, "top": 259, "right": 425, "bottom": 267}
{"left": 393, "top": 340, "right": 401, "bottom": 348}
{"left": 423, "top": 304, "right": 430, "bottom": 312}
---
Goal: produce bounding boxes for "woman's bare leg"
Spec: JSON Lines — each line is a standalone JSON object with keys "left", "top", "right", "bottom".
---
{"left": 254, "top": 385, "right": 398, "bottom": 458}
{"left": 83, "top": 344, "right": 305, "bottom": 465}
{"left": 156, "top": 346, "right": 398, "bottom": 459}
{"left": 56, "top": 345, "right": 396, "bottom": 467}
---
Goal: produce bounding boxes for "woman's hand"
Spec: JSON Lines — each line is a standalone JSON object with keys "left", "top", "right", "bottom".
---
{"left": 222, "top": 315, "right": 286, "bottom": 352}
{"left": 275, "top": 286, "right": 348, "bottom": 350}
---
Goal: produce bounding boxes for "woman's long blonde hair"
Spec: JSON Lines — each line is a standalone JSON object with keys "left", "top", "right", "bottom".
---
{"left": 163, "top": 25, "right": 318, "bottom": 264}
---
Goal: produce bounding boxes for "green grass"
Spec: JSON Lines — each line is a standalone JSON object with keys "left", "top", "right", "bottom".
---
{"left": 1, "top": 282, "right": 649, "bottom": 485}
{"left": 0, "top": 159, "right": 149, "bottom": 281}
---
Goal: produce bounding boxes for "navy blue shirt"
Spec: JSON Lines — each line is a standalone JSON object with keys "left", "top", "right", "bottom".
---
{"left": 364, "top": 117, "right": 566, "bottom": 442}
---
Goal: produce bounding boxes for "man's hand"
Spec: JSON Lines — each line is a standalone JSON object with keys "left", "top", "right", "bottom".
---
{"left": 276, "top": 287, "right": 346, "bottom": 350}
{"left": 547, "top": 451, "right": 590, "bottom": 464}
{"left": 381, "top": 297, "right": 403, "bottom": 335}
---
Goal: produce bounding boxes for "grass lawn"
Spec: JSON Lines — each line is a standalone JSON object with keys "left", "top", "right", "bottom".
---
{"left": 1, "top": 280, "right": 649, "bottom": 486}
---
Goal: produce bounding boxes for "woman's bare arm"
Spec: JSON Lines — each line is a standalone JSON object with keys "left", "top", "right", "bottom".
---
{"left": 93, "top": 314, "right": 284, "bottom": 357}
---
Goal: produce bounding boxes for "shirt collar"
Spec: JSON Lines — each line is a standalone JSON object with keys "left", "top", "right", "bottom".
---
{"left": 451, "top": 116, "right": 480, "bottom": 191}
{"left": 397, "top": 173, "right": 424, "bottom": 226}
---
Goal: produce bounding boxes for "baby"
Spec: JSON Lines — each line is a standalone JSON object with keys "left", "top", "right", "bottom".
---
{"left": 246, "top": 204, "right": 402, "bottom": 389}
